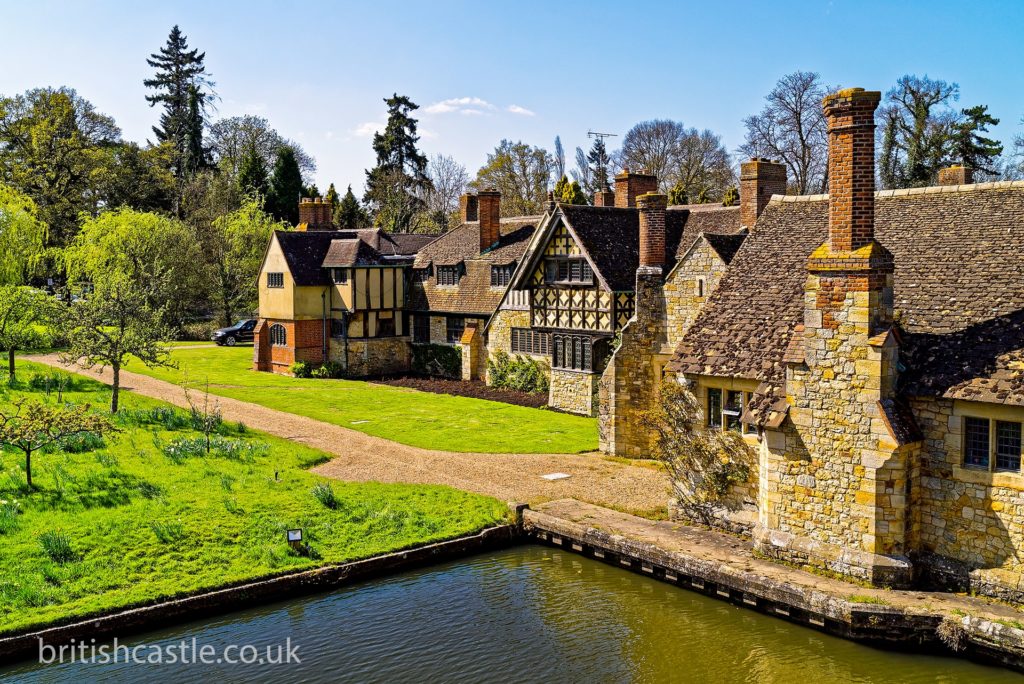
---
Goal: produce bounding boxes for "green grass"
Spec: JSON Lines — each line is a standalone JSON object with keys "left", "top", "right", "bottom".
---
{"left": 125, "top": 345, "right": 597, "bottom": 453}
{"left": 0, "top": 360, "right": 509, "bottom": 636}
{"left": 848, "top": 594, "right": 890, "bottom": 605}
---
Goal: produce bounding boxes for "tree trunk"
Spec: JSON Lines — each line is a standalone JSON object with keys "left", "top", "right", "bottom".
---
{"left": 25, "top": 450, "right": 32, "bottom": 489}
{"left": 111, "top": 363, "right": 121, "bottom": 414}
{"left": 8, "top": 348, "right": 14, "bottom": 381}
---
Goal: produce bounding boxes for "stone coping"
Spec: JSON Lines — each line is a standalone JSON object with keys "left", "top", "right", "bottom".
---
{"left": 0, "top": 524, "right": 520, "bottom": 664}
{"left": 771, "top": 179, "right": 1024, "bottom": 204}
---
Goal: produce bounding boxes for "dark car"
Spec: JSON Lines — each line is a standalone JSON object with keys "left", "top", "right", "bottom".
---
{"left": 212, "top": 319, "right": 256, "bottom": 346}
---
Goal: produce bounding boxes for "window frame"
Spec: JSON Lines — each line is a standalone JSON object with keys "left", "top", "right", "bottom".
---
{"left": 413, "top": 314, "right": 430, "bottom": 343}
{"left": 331, "top": 268, "right": 349, "bottom": 285}
{"left": 436, "top": 265, "right": 462, "bottom": 287}
{"left": 551, "top": 333, "right": 598, "bottom": 372}
{"left": 544, "top": 257, "right": 593, "bottom": 286}
{"left": 510, "top": 327, "right": 550, "bottom": 355}
{"left": 490, "top": 263, "right": 515, "bottom": 288}
{"left": 446, "top": 316, "right": 465, "bottom": 344}
{"left": 269, "top": 323, "right": 287, "bottom": 346}
{"left": 266, "top": 272, "right": 284, "bottom": 289}
{"left": 704, "top": 385, "right": 756, "bottom": 435}
{"left": 962, "top": 416, "right": 1024, "bottom": 473}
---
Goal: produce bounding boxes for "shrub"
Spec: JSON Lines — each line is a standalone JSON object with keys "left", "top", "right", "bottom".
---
{"left": 178, "top": 321, "right": 219, "bottom": 341}
{"left": 312, "top": 482, "right": 339, "bottom": 509}
{"left": 311, "top": 361, "right": 346, "bottom": 379}
{"left": 412, "top": 344, "right": 462, "bottom": 378}
{"left": 38, "top": 531, "right": 76, "bottom": 564}
{"left": 0, "top": 500, "right": 21, "bottom": 535}
{"left": 161, "top": 436, "right": 268, "bottom": 464}
{"left": 149, "top": 521, "right": 186, "bottom": 543}
{"left": 117, "top": 406, "right": 192, "bottom": 431}
{"left": 27, "top": 372, "right": 77, "bottom": 397}
{"left": 487, "top": 351, "right": 549, "bottom": 393}
{"left": 290, "top": 361, "right": 313, "bottom": 378}
{"left": 53, "top": 431, "right": 106, "bottom": 453}
{"left": 137, "top": 481, "right": 163, "bottom": 500}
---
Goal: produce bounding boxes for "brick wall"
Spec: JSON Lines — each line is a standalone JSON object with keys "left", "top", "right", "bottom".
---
{"left": 740, "top": 159, "right": 787, "bottom": 229}
{"left": 254, "top": 318, "right": 325, "bottom": 374}
{"left": 614, "top": 170, "right": 658, "bottom": 208}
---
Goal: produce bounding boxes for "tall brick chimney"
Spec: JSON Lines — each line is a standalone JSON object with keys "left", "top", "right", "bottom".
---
{"left": 637, "top": 192, "right": 667, "bottom": 268}
{"left": 823, "top": 88, "right": 881, "bottom": 251}
{"left": 740, "top": 159, "right": 787, "bottom": 229}
{"left": 937, "top": 165, "right": 974, "bottom": 186}
{"left": 298, "top": 197, "right": 333, "bottom": 231}
{"left": 477, "top": 189, "right": 501, "bottom": 252}
{"left": 614, "top": 169, "right": 658, "bottom": 208}
{"left": 593, "top": 183, "right": 616, "bottom": 207}
{"left": 459, "top": 193, "right": 479, "bottom": 223}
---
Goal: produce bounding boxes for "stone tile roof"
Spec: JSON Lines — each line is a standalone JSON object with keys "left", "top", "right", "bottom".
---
{"left": 703, "top": 233, "right": 747, "bottom": 264}
{"left": 668, "top": 183, "right": 1024, "bottom": 406}
{"left": 321, "top": 238, "right": 384, "bottom": 267}
{"left": 409, "top": 217, "right": 539, "bottom": 315}
{"left": 559, "top": 204, "right": 742, "bottom": 291}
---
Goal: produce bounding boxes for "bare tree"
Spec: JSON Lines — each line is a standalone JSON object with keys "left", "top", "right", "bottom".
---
{"left": 424, "top": 153, "right": 469, "bottom": 231}
{"left": 739, "top": 71, "right": 831, "bottom": 195}
{"left": 674, "top": 129, "right": 735, "bottom": 203}
{"left": 571, "top": 146, "right": 594, "bottom": 195}
{"left": 472, "top": 140, "right": 553, "bottom": 216}
{"left": 208, "top": 115, "right": 315, "bottom": 181}
{"left": 553, "top": 136, "right": 566, "bottom": 180}
{"left": 615, "top": 120, "right": 687, "bottom": 191}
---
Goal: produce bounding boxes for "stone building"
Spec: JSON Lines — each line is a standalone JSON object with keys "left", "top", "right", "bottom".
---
{"left": 664, "top": 87, "right": 1024, "bottom": 597}
{"left": 408, "top": 190, "right": 538, "bottom": 379}
{"left": 488, "top": 169, "right": 770, "bottom": 417}
{"left": 253, "top": 197, "right": 432, "bottom": 375}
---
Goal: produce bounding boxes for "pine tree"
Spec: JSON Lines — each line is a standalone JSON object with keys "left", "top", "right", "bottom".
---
{"left": 364, "top": 94, "right": 431, "bottom": 231}
{"left": 951, "top": 105, "right": 1003, "bottom": 174}
{"left": 267, "top": 146, "right": 303, "bottom": 224}
{"left": 325, "top": 183, "right": 339, "bottom": 208}
{"left": 237, "top": 143, "right": 268, "bottom": 200}
{"left": 587, "top": 138, "right": 611, "bottom": 190}
{"left": 336, "top": 185, "right": 370, "bottom": 229}
{"left": 144, "top": 26, "right": 214, "bottom": 184}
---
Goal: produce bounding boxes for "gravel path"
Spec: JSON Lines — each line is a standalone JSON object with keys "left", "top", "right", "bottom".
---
{"left": 30, "top": 354, "right": 670, "bottom": 517}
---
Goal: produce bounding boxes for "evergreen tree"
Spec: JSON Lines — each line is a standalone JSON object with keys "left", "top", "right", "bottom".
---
{"left": 144, "top": 26, "right": 214, "bottom": 183}
{"left": 237, "top": 143, "right": 268, "bottom": 199}
{"left": 553, "top": 175, "right": 587, "bottom": 205}
{"left": 336, "top": 185, "right": 370, "bottom": 229}
{"left": 304, "top": 183, "right": 320, "bottom": 198}
{"left": 267, "top": 146, "right": 303, "bottom": 224}
{"left": 364, "top": 94, "right": 431, "bottom": 231}
{"left": 325, "top": 183, "right": 339, "bottom": 208}
{"left": 951, "top": 105, "right": 1003, "bottom": 174}
{"left": 587, "top": 137, "right": 611, "bottom": 190}
{"left": 722, "top": 186, "right": 739, "bottom": 207}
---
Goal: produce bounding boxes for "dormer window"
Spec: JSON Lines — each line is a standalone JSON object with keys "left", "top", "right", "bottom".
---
{"left": 412, "top": 267, "right": 431, "bottom": 283}
{"left": 331, "top": 268, "right": 349, "bottom": 284}
{"left": 437, "top": 265, "right": 462, "bottom": 286}
{"left": 544, "top": 258, "right": 593, "bottom": 285}
{"left": 490, "top": 263, "right": 515, "bottom": 287}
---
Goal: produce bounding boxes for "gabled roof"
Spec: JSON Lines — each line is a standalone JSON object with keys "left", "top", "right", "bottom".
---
{"left": 668, "top": 182, "right": 1024, "bottom": 406}
{"left": 273, "top": 231, "right": 335, "bottom": 286}
{"left": 409, "top": 216, "right": 540, "bottom": 315}
{"left": 703, "top": 233, "right": 747, "bottom": 264}
{"left": 321, "top": 238, "right": 384, "bottom": 267}
{"left": 553, "top": 203, "right": 742, "bottom": 291}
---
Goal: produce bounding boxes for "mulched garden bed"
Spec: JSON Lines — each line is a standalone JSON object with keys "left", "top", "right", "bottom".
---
{"left": 375, "top": 376, "right": 548, "bottom": 408}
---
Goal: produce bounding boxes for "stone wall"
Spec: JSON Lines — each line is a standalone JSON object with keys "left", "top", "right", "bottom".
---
{"left": 329, "top": 336, "right": 410, "bottom": 377}
{"left": 485, "top": 308, "right": 551, "bottom": 385}
{"left": 550, "top": 368, "right": 598, "bottom": 416}
{"left": 663, "top": 240, "right": 728, "bottom": 343}
{"left": 911, "top": 396, "right": 1024, "bottom": 597}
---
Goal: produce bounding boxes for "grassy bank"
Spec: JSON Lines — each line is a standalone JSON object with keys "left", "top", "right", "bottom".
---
{"left": 126, "top": 346, "right": 597, "bottom": 454}
{"left": 0, "top": 361, "right": 509, "bottom": 636}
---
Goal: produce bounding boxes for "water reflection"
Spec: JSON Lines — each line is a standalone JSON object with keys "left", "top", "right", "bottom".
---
{"left": 2, "top": 546, "right": 1018, "bottom": 683}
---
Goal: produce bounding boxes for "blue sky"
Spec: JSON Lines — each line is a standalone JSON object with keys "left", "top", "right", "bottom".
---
{"left": 3, "top": 0, "right": 1023, "bottom": 192}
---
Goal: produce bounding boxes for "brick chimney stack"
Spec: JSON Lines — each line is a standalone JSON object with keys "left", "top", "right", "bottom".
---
{"left": 938, "top": 165, "right": 974, "bottom": 186}
{"left": 593, "top": 183, "right": 616, "bottom": 207}
{"left": 740, "top": 159, "right": 787, "bottom": 229}
{"left": 823, "top": 88, "right": 881, "bottom": 251}
{"left": 459, "top": 193, "right": 479, "bottom": 223}
{"left": 614, "top": 169, "right": 658, "bottom": 208}
{"left": 477, "top": 189, "right": 501, "bottom": 253}
{"left": 298, "top": 197, "right": 333, "bottom": 231}
{"left": 637, "top": 192, "right": 668, "bottom": 268}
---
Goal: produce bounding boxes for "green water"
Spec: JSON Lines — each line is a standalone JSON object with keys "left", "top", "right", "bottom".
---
{"left": 2, "top": 545, "right": 1020, "bottom": 683}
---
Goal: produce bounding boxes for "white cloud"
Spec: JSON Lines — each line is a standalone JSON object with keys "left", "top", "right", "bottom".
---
{"left": 351, "top": 121, "right": 384, "bottom": 137}
{"left": 419, "top": 128, "right": 439, "bottom": 140}
{"left": 425, "top": 97, "right": 496, "bottom": 115}
{"left": 507, "top": 104, "right": 535, "bottom": 117}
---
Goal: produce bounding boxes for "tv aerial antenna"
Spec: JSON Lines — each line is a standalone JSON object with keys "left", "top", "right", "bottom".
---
{"left": 586, "top": 131, "right": 617, "bottom": 188}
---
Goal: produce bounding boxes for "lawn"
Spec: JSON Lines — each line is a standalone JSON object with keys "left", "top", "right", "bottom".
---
{"left": 0, "top": 360, "right": 509, "bottom": 636}
{"left": 125, "top": 346, "right": 598, "bottom": 453}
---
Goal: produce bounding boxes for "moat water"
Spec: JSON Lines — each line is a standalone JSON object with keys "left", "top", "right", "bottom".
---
{"left": 3, "top": 546, "right": 1020, "bottom": 683}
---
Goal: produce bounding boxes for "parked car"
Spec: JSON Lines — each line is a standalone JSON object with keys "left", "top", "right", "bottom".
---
{"left": 211, "top": 319, "right": 257, "bottom": 346}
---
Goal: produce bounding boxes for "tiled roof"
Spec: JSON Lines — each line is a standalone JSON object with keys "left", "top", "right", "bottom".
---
{"left": 409, "top": 217, "right": 539, "bottom": 315}
{"left": 560, "top": 204, "right": 742, "bottom": 291}
{"left": 274, "top": 231, "right": 334, "bottom": 286}
{"left": 703, "top": 233, "right": 747, "bottom": 264}
{"left": 668, "top": 184, "right": 1024, "bottom": 406}
{"left": 321, "top": 238, "right": 383, "bottom": 267}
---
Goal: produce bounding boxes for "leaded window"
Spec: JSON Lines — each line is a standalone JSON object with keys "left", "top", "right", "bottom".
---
{"left": 413, "top": 315, "right": 430, "bottom": 343}
{"left": 544, "top": 258, "right": 593, "bottom": 285}
{"left": 491, "top": 263, "right": 515, "bottom": 287}
{"left": 266, "top": 272, "right": 284, "bottom": 288}
{"left": 964, "top": 417, "right": 991, "bottom": 468}
{"left": 707, "top": 388, "right": 723, "bottom": 429}
{"left": 269, "top": 323, "right": 287, "bottom": 346}
{"left": 446, "top": 316, "right": 465, "bottom": 344}
{"left": 437, "top": 266, "right": 462, "bottom": 286}
{"left": 997, "top": 421, "right": 1022, "bottom": 471}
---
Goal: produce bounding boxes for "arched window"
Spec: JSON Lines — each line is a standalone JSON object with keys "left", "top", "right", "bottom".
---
{"left": 270, "top": 324, "right": 287, "bottom": 346}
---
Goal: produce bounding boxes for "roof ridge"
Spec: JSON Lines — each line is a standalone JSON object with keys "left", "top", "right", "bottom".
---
{"left": 770, "top": 179, "right": 1024, "bottom": 204}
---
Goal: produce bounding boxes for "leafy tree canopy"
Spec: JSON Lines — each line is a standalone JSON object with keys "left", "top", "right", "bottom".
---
{"left": 0, "top": 184, "right": 46, "bottom": 284}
